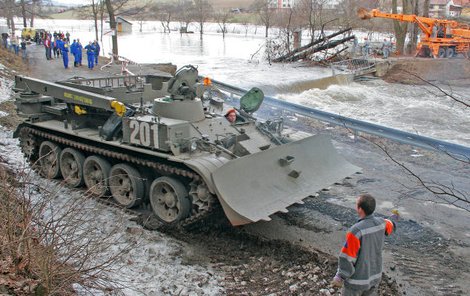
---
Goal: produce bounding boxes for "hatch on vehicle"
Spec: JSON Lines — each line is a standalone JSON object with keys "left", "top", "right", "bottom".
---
{"left": 240, "top": 87, "right": 264, "bottom": 114}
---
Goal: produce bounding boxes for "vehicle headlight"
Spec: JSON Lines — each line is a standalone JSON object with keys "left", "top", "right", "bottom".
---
{"left": 190, "top": 141, "right": 198, "bottom": 152}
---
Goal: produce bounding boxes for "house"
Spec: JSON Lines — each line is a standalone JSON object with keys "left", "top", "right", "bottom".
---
{"left": 448, "top": 3, "right": 463, "bottom": 17}
{"left": 269, "top": 0, "right": 296, "bottom": 9}
{"left": 453, "top": 0, "right": 470, "bottom": 16}
{"left": 116, "top": 16, "right": 132, "bottom": 33}
{"left": 429, "top": 0, "right": 470, "bottom": 17}
{"left": 429, "top": 0, "right": 448, "bottom": 17}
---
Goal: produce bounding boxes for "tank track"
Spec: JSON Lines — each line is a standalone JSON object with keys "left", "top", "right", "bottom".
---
{"left": 20, "top": 125, "right": 217, "bottom": 229}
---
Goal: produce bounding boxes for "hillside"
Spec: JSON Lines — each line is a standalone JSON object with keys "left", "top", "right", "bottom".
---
{"left": 48, "top": 0, "right": 255, "bottom": 20}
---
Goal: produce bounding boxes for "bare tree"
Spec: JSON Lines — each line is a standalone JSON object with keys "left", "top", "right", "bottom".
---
{"left": 157, "top": 2, "right": 177, "bottom": 33}
{"left": 29, "top": 0, "right": 41, "bottom": 27}
{"left": 347, "top": 72, "right": 469, "bottom": 212}
{"left": 104, "top": 0, "right": 129, "bottom": 56}
{"left": 104, "top": 0, "right": 118, "bottom": 56}
{"left": 193, "top": 0, "right": 213, "bottom": 38}
{"left": 175, "top": 0, "right": 194, "bottom": 33}
{"left": 76, "top": 0, "right": 102, "bottom": 41}
{"left": 298, "top": 0, "right": 325, "bottom": 43}
{"left": 0, "top": 0, "right": 17, "bottom": 33}
{"left": 275, "top": 6, "right": 298, "bottom": 53}
{"left": 368, "top": 138, "right": 469, "bottom": 212}
{"left": 392, "top": 0, "right": 410, "bottom": 55}
{"left": 252, "top": 0, "right": 276, "bottom": 38}
{"left": 407, "top": 0, "right": 420, "bottom": 54}
{"left": 215, "top": 9, "right": 230, "bottom": 39}
{"left": 17, "top": 0, "right": 42, "bottom": 28}
{"left": 0, "top": 161, "right": 137, "bottom": 294}
{"left": 91, "top": 0, "right": 101, "bottom": 41}
{"left": 240, "top": 15, "right": 251, "bottom": 36}
{"left": 423, "top": 0, "right": 430, "bottom": 17}
{"left": 99, "top": 0, "right": 106, "bottom": 55}
{"left": 401, "top": 70, "right": 469, "bottom": 108}
{"left": 20, "top": 0, "right": 27, "bottom": 27}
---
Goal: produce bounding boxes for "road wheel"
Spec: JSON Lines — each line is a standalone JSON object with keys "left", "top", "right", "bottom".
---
{"left": 38, "top": 141, "right": 62, "bottom": 179}
{"left": 109, "top": 164, "right": 144, "bottom": 208}
{"left": 60, "top": 148, "right": 85, "bottom": 187}
{"left": 150, "top": 176, "right": 191, "bottom": 224}
{"left": 83, "top": 156, "right": 111, "bottom": 197}
{"left": 422, "top": 47, "right": 431, "bottom": 58}
{"left": 446, "top": 47, "right": 455, "bottom": 58}
{"left": 438, "top": 47, "right": 446, "bottom": 58}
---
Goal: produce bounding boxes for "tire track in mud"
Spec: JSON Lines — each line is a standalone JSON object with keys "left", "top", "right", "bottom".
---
{"left": 280, "top": 192, "right": 469, "bottom": 296}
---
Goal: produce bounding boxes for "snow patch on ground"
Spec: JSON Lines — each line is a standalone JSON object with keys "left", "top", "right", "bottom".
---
{"left": 0, "top": 64, "right": 13, "bottom": 105}
{"left": 0, "top": 125, "right": 224, "bottom": 296}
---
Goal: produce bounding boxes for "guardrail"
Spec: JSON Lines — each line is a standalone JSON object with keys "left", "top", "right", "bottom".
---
{"left": 209, "top": 78, "right": 470, "bottom": 159}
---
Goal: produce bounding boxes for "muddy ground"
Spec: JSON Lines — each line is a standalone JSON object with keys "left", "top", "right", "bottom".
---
{"left": 383, "top": 58, "right": 470, "bottom": 86}
{"left": 2, "top": 44, "right": 469, "bottom": 296}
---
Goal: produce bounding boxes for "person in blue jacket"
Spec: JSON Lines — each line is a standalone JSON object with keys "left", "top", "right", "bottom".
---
{"left": 61, "top": 38, "right": 70, "bottom": 69}
{"left": 76, "top": 39, "right": 83, "bottom": 66}
{"left": 93, "top": 40, "right": 100, "bottom": 65}
{"left": 70, "top": 39, "right": 78, "bottom": 67}
{"left": 84, "top": 41, "right": 95, "bottom": 69}
{"left": 56, "top": 38, "right": 63, "bottom": 57}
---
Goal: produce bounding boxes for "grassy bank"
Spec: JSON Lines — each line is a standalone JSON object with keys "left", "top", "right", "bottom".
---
{"left": 0, "top": 47, "right": 127, "bottom": 296}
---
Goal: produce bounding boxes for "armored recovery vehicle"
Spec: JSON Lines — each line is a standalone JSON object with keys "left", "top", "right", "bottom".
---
{"left": 13, "top": 65, "right": 359, "bottom": 226}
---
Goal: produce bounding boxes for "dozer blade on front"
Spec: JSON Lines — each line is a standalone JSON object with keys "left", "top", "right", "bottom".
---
{"left": 212, "top": 134, "right": 360, "bottom": 226}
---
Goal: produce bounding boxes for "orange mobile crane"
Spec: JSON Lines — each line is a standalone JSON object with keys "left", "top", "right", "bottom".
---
{"left": 358, "top": 8, "right": 470, "bottom": 58}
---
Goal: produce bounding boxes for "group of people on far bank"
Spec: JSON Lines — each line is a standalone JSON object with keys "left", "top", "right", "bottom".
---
{"left": 43, "top": 32, "right": 101, "bottom": 70}
{"left": 2, "top": 32, "right": 28, "bottom": 60}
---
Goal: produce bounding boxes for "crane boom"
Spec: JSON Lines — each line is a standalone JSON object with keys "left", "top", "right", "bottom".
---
{"left": 357, "top": 8, "right": 470, "bottom": 58}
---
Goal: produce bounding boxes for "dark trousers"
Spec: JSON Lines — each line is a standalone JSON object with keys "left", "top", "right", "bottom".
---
{"left": 73, "top": 54, "right": 78, "bottom": 67}
{"left": 87, "top": 54, "right": 94, "bottom": 69}
{"left": 45, "top": 47, "right": 51, "bottom": 60}
{"left": 62, "top": 51, "right": 69, "bottom": 68}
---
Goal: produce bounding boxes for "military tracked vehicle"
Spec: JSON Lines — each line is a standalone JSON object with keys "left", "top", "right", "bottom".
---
{"left": 13, "top": 65, "right": 359, "bottom": 226}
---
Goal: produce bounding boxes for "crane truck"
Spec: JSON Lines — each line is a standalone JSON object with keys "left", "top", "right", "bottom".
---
{"left": 358, "top": 8, "right": 470, "bottom": 58}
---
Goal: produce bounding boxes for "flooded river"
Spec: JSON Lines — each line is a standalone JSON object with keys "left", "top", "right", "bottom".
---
{"left": 12, "top": 19, "right": 470, "bottom": 146}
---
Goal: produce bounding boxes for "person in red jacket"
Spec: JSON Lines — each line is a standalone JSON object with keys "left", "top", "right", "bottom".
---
{"left": 44, "top": 36, "right": 52, "bottom": 60}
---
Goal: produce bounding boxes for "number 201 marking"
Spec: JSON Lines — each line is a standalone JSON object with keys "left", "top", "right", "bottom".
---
{"left": 129, "top": 120, "right": 159, "bottom": 149}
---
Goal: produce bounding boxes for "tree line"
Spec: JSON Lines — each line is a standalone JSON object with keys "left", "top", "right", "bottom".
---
{"left": 0, "top": 0, "right": 440, "bottom": 57}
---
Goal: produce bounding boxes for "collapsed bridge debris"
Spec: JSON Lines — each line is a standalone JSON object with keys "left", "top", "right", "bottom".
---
{"left": 273, "top": 27, "right": 354, "bottom": 63}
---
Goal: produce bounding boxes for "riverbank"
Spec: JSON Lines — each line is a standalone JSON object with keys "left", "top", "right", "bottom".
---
{"left": 381, "top": 58, "right": 470, "bottom": 85}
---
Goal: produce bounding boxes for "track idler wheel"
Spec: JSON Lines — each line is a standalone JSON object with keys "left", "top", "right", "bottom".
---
{"left": 18, "top": 129, "right": 38, "bottom": 163}
{"left": 150, "top": 176, "right": 191, "bottom": 224}
{"left": 60, "top": 148, "right": 85, "bottom": 188}
{"left": 38, "top": 141, "right": 62, "bottom": 179}
{"left": 83, "top": 156, "right": 111, "bottom": 197}
{"left": 109, "top": 164, "right": 144, "bottom": 208}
